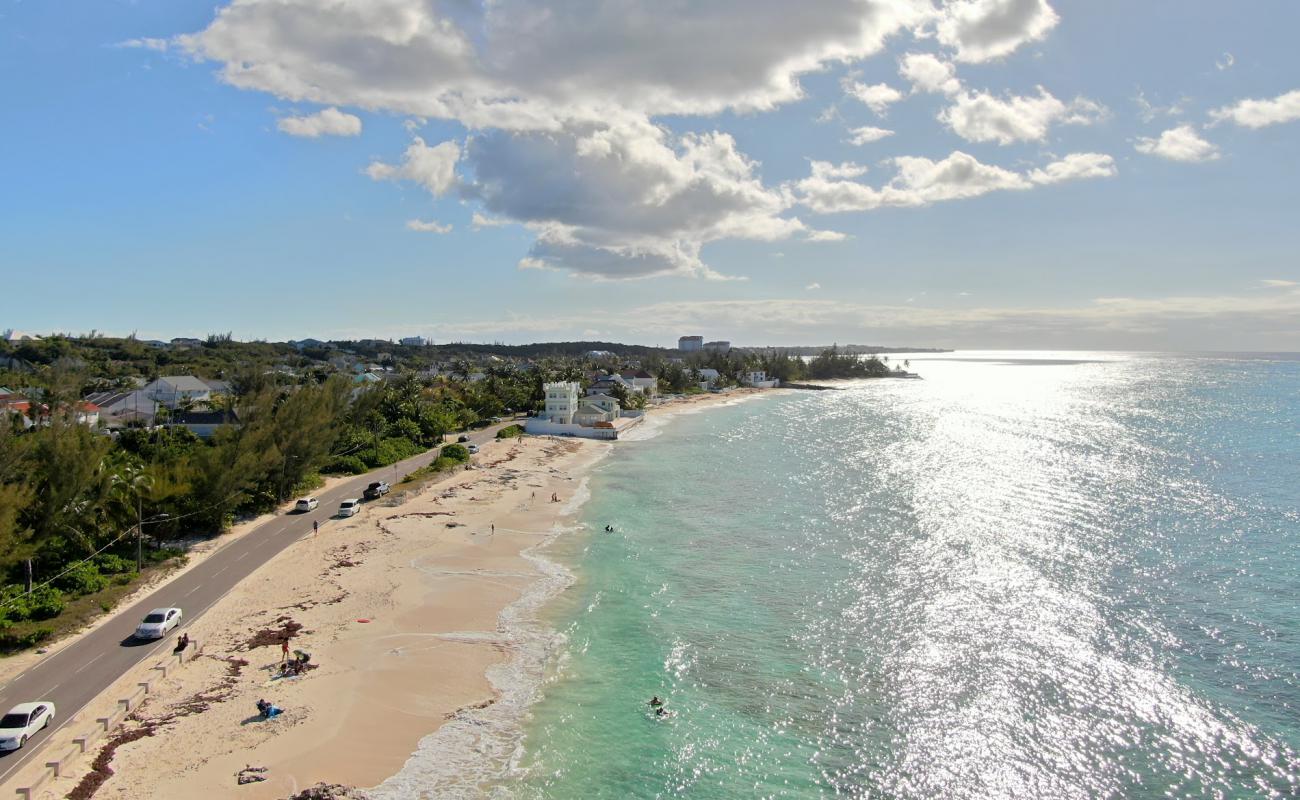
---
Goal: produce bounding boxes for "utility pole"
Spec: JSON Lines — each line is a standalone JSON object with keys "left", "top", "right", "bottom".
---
{"left": 136, "top": 496, "right": 143, "bottom": 574}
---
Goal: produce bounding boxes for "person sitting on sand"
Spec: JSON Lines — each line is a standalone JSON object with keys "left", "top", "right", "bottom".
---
{"left": 174, "top": 632, "right": 189, "bottom": 652}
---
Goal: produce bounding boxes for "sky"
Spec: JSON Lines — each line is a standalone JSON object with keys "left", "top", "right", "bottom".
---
{"left": 1, "top": 0, "right": 1298, "bottom": 350}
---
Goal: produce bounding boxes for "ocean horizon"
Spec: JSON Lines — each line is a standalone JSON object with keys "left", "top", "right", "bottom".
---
{"left": 488, "top": 350, "right": 1299, "bottom": 798}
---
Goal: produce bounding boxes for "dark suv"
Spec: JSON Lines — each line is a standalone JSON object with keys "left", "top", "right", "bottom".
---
{"left": 363, "top": 481, "right": 390, "bottom": 500}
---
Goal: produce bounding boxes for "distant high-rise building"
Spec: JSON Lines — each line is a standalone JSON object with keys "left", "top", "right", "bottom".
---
{"left": 703, "top": 340, "right": 731, "bottom": 353}
{"left": 678, "top": 335, "right": 704, "bottom": 352}
{"left": 399, "top": 336, "right": 430, "bottom": 347}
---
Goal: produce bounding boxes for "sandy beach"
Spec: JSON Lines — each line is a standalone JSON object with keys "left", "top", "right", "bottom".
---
{"left": 37, "top": 390, "right": 764, "bottom": 799}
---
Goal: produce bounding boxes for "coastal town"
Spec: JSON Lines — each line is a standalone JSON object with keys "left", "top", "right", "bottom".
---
{"left": 0, "top": 327, "right": 922, "bottom": 798}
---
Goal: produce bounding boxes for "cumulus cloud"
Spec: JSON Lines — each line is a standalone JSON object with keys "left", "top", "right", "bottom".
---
{"left": 810, "top": 160, "right": 870, "bottom": 179}
{"left": 178, "top": 0, "right": 939, "bottom": 279}
{"left": 940, "top": 87, "right": 1105, "bottom": 145}
{"left": 932, "top": 0, "right": 1060, "bottom": 63}
{"left": 277, "top": 107, "right": 362, "bottom": 138}
{"left": 898, "top": 52, "right": 961, "bottom": 95}
{"left": 1209, "top": 89, "right": 1300, "bottom": 129}
{"left": 843, "top": 80, "right": 905, "bottom": 115}
{"left": 1134, "top": 125, "right": 1220, "bottom": 162}
{"left": 806, "top": 230, "right": 850, "bottom": 242}
{"left": 406, "top": 219, "right": 452, "bottom": 234}
{"left": 846, "top": 126, "right": 894, "bottom": 145}
{"left": 366, "top": 137, "right": 462, "bottom": 196}
{"left": 806, "top": 282, "right": 822, "bottom": 290}
{"left": 1259, "top": 279, "right": 1298, "bottom": 288}
{"left": 460, "top": 121, "right": 806, "bottom": 279}
{"left": 1026, "top": 152, "right": 1117, "bottom": 184}
{"left": 794, "top": 150, "right": 1114, "bottom": 213}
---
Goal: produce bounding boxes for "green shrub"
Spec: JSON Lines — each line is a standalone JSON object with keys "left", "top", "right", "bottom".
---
{"left": 441, "top": 443, "right": 470, "bottom": 462}
{"left": 112, "top": 572, "right": 138, "bottom": 586}
{"left": 371, "top": 436, "right": 423, "bottom": 467}
{"left": 24, "top": 586, "right": 66, "bottom": 620}
{"left": 94, "top": 554, "right": 134, "bottom": 574}
{"left": 54, "top": 562, "right": 109, "bottom": 597}
{"left": 496, "top": 424, "right": 524, "bottom": 439}
{"left": 0, "top": 626, "right": 53, "bottom": 652}
{"left": 323, "top": 455, "right": 368, "bottom": 475}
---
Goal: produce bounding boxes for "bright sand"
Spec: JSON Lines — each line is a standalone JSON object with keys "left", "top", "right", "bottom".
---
{"left": 45, "top": 392, "right": 754, "bottom": 799}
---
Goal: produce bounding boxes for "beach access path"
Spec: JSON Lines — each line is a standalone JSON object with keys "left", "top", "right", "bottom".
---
{"left": 0, "top": 423, "right": 507, "bottom": 789}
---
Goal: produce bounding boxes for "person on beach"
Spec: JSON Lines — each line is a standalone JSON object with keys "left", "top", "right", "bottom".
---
{"left": 648, "top": 696, "right": 663, "bottom": 707}
{"left": 280, "top": 637, "right": 290, "bottom": 663}
{"left": 313, "top": 520, "right": 318, "bottom": 536}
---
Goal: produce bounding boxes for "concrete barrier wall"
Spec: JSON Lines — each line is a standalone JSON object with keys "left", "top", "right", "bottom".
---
{"left": 13, "top": 641, "right": 203, "bottom": 800}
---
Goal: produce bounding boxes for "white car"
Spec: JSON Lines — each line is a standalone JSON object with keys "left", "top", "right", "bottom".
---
{"left": 294, "top": 497, "right": 319, "bottom": 512}
{"left": 0, "top": 702, "right": 55, "bottom": 750}
{"left": 135, "top": 607, "right": 182, "bottom": 640}
{"left": 467, "top": 444, "right": 479, "bottom": 454}
{"left": 338, "top": 498, "right": 361, "bottom": 517}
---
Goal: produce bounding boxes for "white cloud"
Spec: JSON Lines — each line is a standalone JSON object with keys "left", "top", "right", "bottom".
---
{"left": 1134, "top": 125, "right": 1220, "bottom": 163}
{"left": 806, "top": 282, "right": 822, "bottom": 290}
{"left": 794, "top": 150, "right": 1114, "bottom": 213}
{"left": 471, "top": 212, "right": 511, "bottom": 229}
{"left": 1260, "top": 279, "right": 1297, "bottom": 288}
{"left": 932, "top": 0, "right": 1060, "bottom": 63}
{"left": 179, "top": 0, "right": 938, "bottom": 279}
{"left": 806, "top": 230, "right": 849, "bottom": 242}
{"left": 180, "top": 0, "right": 928, "bottom": 126}
{"left": 843, "top": 81, "right": 904, "bottom": 115}
{"left": 1215, "top": 52, "right": 1235, "bottom": 71}
{"left": 117, "top": 37, "right": 171, "bottom": 52}
{"left": 461, "top": 121, "right": 806, "bottom": 279}
{"left": 366, "top": 137, "right": 461, "bottom": 196}
{"left": 1027, "top": 152, "right": 1117, "bottom": 184}
{"left": 405, "top": 219, "right": 452, "bottom": 234}
{"left": 1133, "top": 89, "right": 1188, "bottom": 123}
{"left": 898, "top": 52, "right": 961, "bottom": 95}
{"left": 810, "top": 160, "right": 870, "bottom": 179}
{"left": 846, "top": 126, "right": 894, "bottom": 145}
{"left": 1209, "top": 89, "right": 1300, "bottom": 129}
{"left": 276, "top": 107, "right": 362, "bottom": 138}
{"left": 940, "top": 87, "right": 1105, "bottom": 145}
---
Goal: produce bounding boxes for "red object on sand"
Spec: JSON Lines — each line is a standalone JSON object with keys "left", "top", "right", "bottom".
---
{"left": 356, "top": 619, "right": 371, "bottom": 623}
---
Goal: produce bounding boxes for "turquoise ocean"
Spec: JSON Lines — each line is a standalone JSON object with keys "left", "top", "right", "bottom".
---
{"left": 378, "top": 351, "right": 1300, "bottom": 799}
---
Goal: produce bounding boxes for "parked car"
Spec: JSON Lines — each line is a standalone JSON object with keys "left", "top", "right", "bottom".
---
{"left": 0, "top": 702, "right": 55, "bottom": 751}
{"left": 457, "top": 435, "right": 470, "bottom": 443}
{"left": 135, "top": 607, "right": 182, "bottom": 640}
{"left": 338, "top": 498, "right": 361, "bottom": 517}
{"left": 294, "top": 497, "right": 319, "bottom": 513}
{"left": 467, "top": 444, "right": 479, "bottom": 454}
{"left": 363, "top": 481, "right": 390, "bottom": 500}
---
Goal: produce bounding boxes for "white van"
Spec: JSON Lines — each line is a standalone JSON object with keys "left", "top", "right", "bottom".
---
{"left": 337, "top": 498, "right": 361, "bottom": 517}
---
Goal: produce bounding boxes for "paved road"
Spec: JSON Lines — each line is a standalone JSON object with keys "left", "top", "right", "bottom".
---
{"left": 0, "top": 427, "right": 503, "bottom": 787}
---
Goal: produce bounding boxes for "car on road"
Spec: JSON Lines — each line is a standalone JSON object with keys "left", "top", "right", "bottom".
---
{"left": 135, "top": 607, "right": 182, "bottom": 640}
{"left": 338, "top": 498, "right": 361, "bottom": 517}
{"left": 294, "top": 497, "right": 319, "bottom": 512}
{"left": 363, "top": 481, "right": 390, "bottom": 500}
{"left": 0, "top": 702, "right": 55, "bottom": 751}
{"left": 457, "top": 435, "right": 470, "bottom": 443}
{"left": 467, "top": 444, "right": 479, "bottom": 454}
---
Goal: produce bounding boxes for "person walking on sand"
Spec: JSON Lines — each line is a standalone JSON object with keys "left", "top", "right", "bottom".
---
{"left": 281, "top": 637, "right": 290, "bottom": 663}
{"left": 312, "top": 520, "right": 318, "bottom": 537}
{"left": 491, "top": 523, "right": 496, "bottom": 535}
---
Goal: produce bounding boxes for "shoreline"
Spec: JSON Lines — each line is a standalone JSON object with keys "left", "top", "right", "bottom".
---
{"left": 38, "top": 389, "right": 767, "bottom": 799}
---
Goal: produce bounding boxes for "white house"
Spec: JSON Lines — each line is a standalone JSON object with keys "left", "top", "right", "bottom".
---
{"left": 620, "top": 371, "right": 659, "bottom": 396}
{"left": 588, "top": 374, "right": 637, "bottom": 396}
{"left": 84, "top": 389, "right": 158, "bottom": 426}
{"left": 584, "top": 393, "right": 621, "bottom": 418}
{"left": 744, "top": 370, "right": 780, "bottom": 389}
{"left": 142, "top": 376, "right": 214, "bottom": 409}
{"left": 541, "top": 381, "right": 580, "bottom": 424}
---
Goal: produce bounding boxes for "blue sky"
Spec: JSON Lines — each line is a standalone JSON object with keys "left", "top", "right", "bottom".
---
{"left": 2, "top": 0, "right": 1298, "bottom": 349}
